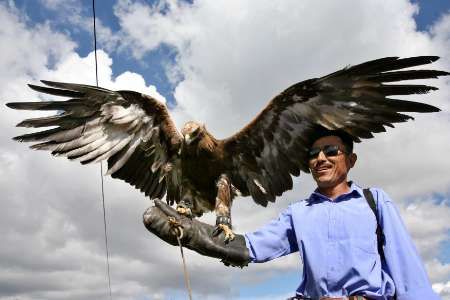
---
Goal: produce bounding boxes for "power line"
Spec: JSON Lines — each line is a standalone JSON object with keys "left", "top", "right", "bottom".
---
{"left": 92, "top": 0, "right": 113, "bottom": 299}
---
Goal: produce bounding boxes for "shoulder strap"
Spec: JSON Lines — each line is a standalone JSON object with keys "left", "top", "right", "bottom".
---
{"left": 363, "top": 188, "right": 385, "bottom": 261}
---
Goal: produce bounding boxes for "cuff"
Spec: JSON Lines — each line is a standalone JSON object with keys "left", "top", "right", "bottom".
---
{"left": 244, "top": 234, "right": 256, "bottom": 263}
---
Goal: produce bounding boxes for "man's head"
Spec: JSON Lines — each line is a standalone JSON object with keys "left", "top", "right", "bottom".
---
{"left": 308, "top": 130, "right": 357, "bottom": 189}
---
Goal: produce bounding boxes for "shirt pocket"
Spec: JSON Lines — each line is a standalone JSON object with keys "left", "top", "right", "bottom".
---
{"left": 353, "top": 238, "right": 378, "bottom": 256}
{"left": 349, "top": 238, "right": 379, "bottom": 284}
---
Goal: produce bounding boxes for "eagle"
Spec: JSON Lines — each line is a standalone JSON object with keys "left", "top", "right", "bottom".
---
{"left": 6, "top": 56, "right": 448, "bottom": 241}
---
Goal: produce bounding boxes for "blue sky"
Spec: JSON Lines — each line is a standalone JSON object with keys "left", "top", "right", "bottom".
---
{"left": 413, "top": 0, "right": 450, "bottom": 31}
{"left": 1, "top": 1, "right": 450, "bottom": 299}
{"left": 11, "top": 0, "right": 450, "bottom": 108}
{"left": 14, "top": 0, "right": 180, "bottom": 106}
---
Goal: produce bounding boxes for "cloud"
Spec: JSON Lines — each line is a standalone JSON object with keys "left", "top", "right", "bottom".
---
{"left": 39, "top": 0, "right": 121, "bottom": 52}
{"left": 433, "top": 281, "right": 450, "bottom": 300}
{"left": 38, "top": 50, "right": 167, "bottom": 103}
{"left": 399, "top": 199, "right": 450, "bottom": 260}
{"left": 113, "top": 0, "right": 450, "bottom": 297}
{"left": 0, "top": 2, "right": 174, "bottom": 299}
{"left": 1, "top": 0, "right": 450, "bottom": 299}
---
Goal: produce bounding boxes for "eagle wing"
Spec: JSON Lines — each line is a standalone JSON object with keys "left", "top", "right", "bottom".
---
{"left": 7, "top": 81, "right": 183, "bottom": 202}
{"left": 222, "top": 56, "right": 448, "bottom": 206}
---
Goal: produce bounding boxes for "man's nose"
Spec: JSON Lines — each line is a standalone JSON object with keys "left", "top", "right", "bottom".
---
{"left": 316, "top": 150, "right": 327, "bottom": 161}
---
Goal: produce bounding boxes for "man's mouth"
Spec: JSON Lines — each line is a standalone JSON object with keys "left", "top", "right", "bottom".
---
{"left": 314, "top": 165, "right": 332, "bottom": 172}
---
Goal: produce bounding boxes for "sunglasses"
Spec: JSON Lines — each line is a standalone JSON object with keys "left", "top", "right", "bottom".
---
{"left": 308, "top": 144, "right": 347, "bottom": 160}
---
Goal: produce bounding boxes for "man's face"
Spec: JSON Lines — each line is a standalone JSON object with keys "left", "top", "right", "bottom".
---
{"left": 308, "top": 136, "right": 357, "bottom": 189}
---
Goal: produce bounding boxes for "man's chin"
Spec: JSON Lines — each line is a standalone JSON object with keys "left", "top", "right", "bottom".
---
{"left": 315, "top": 175, "right": 332, "bottom": 184}
{"left": 315, "top": 178, "right": 336, "bottom": 188}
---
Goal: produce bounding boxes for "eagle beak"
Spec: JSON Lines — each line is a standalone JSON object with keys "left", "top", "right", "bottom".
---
{"left": 184, "top": 134, "right": 192, "bottom": 145}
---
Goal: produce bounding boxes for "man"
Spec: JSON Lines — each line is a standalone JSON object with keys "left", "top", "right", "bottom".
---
{"left": 144, "top": 130, "right": 439, "bottom": 300}
{"left": 244, "top": 130, "right": 439, "bottom": 299}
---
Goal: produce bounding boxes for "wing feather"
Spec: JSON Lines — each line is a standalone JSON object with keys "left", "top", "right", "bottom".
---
{"left": 222, "top": 56, "right": 447, "bottom": 206}
{"left": 7, "top": 81, "right": 182, "bottom": 200}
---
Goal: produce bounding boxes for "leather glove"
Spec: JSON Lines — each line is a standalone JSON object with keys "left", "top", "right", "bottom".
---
{"left": 143, "top": 199, "right": 250, "bottom": 267}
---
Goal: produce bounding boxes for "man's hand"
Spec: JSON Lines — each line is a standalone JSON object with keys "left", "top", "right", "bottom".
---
{"left": 143, "top": 199, "right": 250, "bottom": 267}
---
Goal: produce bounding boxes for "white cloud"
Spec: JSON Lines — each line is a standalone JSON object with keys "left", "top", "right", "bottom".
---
{"left": 0, "top": 2, "right": 172, "bottom": 299}
{"left": 113, "top": 0, "right": 450, "bottom": 297}
{"left": 39, "top": 50, "right": 166, "bottom": 103}
{"left": 427, "top": 259, "right": 450, "bottom": 286}
{"left": 433, "top": 281, "right": 450, "bottom": 300}
{"left": 399, "top": 200, "right": 450, "bottom": 260}
{"left": 2, "top": 0, "right": 450, "bottom": 299}
{"left": 397, "top": 199, "right": 450, "bottom": 294}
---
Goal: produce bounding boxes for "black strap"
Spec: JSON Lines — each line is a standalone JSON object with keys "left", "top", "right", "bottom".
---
{"left": 216, "top": 215, "right": 232, "bottom": 228}
{"left": 363, "top": 188, "right": 385, "bottom": 261}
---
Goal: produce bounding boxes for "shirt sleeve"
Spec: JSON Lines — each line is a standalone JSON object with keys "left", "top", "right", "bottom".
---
{"left": 244, "top": 205, "right": 299, "bottom": 263}
{"left": 375, "top": 188, "right": 440, "bottom": 300}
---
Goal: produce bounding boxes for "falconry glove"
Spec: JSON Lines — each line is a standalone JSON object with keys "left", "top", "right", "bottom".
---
{"left": 143, "top": 199, "right": 250, "bottom": 268}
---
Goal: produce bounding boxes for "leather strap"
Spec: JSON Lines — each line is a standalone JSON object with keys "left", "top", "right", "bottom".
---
{"left": 216, "top": 215, "right": 232, "bottom": 227}
{"left": 363, "top": 188, "right": 385, "bottom": 261}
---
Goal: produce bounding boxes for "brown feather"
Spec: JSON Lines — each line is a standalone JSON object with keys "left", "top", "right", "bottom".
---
{"left": 220, "top": 56, "right": 446, "bottom": 206}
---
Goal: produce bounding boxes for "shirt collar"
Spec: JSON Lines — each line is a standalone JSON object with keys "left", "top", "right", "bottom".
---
{"left": 309, "top": 181, "right": 362, "bottom": 203}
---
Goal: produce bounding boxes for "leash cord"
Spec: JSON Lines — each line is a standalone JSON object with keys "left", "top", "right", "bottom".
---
{"left": 168, "top": 217, "right": 193, "bottom": 300}
{"left": 176, "top": 235, "right": 193, "bottom": 300}
{"left": 92, "top": 1, "right": 113, "bottom": 299}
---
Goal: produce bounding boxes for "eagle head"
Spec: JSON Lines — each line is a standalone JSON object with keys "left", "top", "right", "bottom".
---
{"left": 181, "top": 121, "right": 204, "bottom": 145}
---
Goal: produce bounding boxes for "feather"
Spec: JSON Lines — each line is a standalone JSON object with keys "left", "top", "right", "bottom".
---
{"left": 6, "top": 99, "right": 85, "bottom": 111}
{"left": 136, "top": 168, "right": 153, "bottom": 190}
{"left": 89, "top": 135, "right": 134, "bottom": 164}
{"left": 377, "top": 84, "right": 438, "bottom": 96}
{"left": 28, "top": 84, "right": 84, "bottom": 98}
{"left": 346, "top": 56, "right": 440, "bottom": 75}
{"left": 106, "top": 137, "right": 141, "bottom": 175}
{"left": 46, "top": 118, "right": 102, "bottom": 142}
{"left": 144, "top": 170, "right": 160, "bottom": 196}
{"left": 222, "top": 56, "right": 447, "bottom": 208}
{"left": 8, "top": 79, "right": 181, "bottom": 204}
{"left": 366, "top": 70, "right": 450, "bottom": 82}
{"left": 16, "top": 112, "right": 73, "bottom": 128}
{"left": 64, "top": 135, "right": 108, "bottom": 158}
{"left": 13, "top": 128, "right": 62, "bottom": 142}
{"left": 40, "top": 80, "right": 112, "bottom": 93}
{"left": 45, "top": 130, "right": 104, "bottom": 153}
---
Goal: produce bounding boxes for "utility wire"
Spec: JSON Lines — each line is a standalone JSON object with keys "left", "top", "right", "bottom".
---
{"left": 92, "top": 1, "right": 113, "bottom": 299}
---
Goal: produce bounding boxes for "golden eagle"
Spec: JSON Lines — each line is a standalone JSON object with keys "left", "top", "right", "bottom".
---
{"left": 6, "top": 56, "right": 448, "bottom": 241}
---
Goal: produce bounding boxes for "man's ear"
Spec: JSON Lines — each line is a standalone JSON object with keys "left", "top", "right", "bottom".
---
{"left": 349, "top": 153, "right": 357, "bottom": 168}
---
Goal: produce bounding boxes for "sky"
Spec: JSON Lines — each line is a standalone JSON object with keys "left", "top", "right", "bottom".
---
{"left": 1, "top": 0, "right": 450, "bottom": 299}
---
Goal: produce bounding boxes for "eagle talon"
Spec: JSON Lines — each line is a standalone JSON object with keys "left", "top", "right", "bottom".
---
{"left": 176, "top": 206, "right": 193, "bottom": 218}
{"left": 213, "top": 224, "right": 235, "bottom": 243}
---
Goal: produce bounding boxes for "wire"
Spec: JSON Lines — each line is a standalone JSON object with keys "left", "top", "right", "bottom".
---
{"left": 93, "top": 0, "right": 99, "bottom": 87}
{"left": 92, "top": 0, "right": 113, "bottom": 299}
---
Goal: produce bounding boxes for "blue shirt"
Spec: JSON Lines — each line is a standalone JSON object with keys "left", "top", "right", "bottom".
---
{"left": 245, "top": 182, "right": 439, "bottom": 299}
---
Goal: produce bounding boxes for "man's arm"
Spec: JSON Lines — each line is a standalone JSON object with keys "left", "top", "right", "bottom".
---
{"left": 245, "top": 205, "right": 299, "bottom": 263}
{"left": 144, "top": 200, "right": 298, "bottom": 266}
{"left": 374, "top": 188, "right": 440, "bottom": 300}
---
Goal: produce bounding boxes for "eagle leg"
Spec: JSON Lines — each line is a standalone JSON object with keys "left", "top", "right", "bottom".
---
{"left": 212, "top": 174, "right": 235, "bottom": 243}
